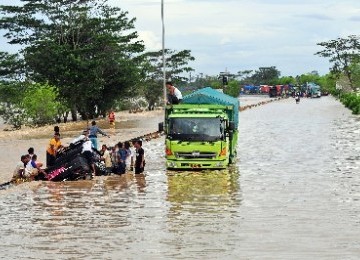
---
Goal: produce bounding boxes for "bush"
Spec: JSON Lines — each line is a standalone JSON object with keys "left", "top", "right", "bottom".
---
{"left": 340, "top": 93, "right": 360, "bottom": 114}
{"left": 23, "top": 83, "right": 61, "bottom": 125}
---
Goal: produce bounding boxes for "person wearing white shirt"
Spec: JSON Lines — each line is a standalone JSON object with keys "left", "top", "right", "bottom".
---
{"left": 76, "top": 129, "right": 96, "bottom": 176}
{"left": 166, "top": 81, "right": 182, "bottom": 104}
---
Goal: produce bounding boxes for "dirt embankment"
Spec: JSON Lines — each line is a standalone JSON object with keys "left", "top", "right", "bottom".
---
{"left": 0, "top": 110, "right": 164, "bottom": 141}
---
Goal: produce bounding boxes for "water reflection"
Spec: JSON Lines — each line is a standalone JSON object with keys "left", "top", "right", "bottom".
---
{"left": 166, "top": 167, "right": 242, "bottom": 212}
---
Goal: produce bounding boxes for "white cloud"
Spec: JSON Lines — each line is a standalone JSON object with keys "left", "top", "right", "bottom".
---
{"left": 138, "top": 30, "right": 162, "bottom": 51}
{"left": 1, "top": 0, "right": 359, "bottom": 77}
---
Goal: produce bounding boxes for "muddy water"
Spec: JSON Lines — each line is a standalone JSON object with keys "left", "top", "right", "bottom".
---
{"left": 0, "top": 96, "right": 359, "bottom": 259}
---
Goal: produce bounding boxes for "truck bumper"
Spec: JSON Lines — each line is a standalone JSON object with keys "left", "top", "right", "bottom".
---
{"left": 166, "top": 159, "right": 228, "bottom": 169}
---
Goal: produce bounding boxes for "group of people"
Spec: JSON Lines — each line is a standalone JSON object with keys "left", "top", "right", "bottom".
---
{"left": 100, "top": 140, "right": 145, "bottom": 175}
{"left": 70, "top": 127, "right": 145, "bottom": 176}
{"left": 13, "top": 147, "right": 47, "bottom": 182}
{"left": 13, "top": 119, "right": 146, "bottom": 182}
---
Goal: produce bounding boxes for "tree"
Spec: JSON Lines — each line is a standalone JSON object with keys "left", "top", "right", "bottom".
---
{"left": 138, "top": 49, "right": 195, "bottom": 109}
{"left": 22, "top": 83, "right": 61, "bottom": 125}
{"left": 190, "top": 74, "right": 221, "bottom": 90}
{"left": 235, "top": 70, "right": 253, "bottom": 80}
{"left": 0, "top": 52, "right": 25, "bottom": 82}
{"left": 0, "top": 0, "right": 145, "bottom": 120}
{"left": 250, "top": 66, "right": 280, "bottom": 85}
{"left": 277, "top": 76, "right": 296, "bottom": 85}
{"left": 317, "top": 73, "right": 336, "bottom": 94}
{"left": 297, "top": 73, "right": 321, "bottom": 86}
{"left": 0, "top": 82, "right": 61, "bottom": 127}
{"left": 349, "top": 62, "right": 360, "bottom": 90}
{"left": 315, "top": 35, "right": 360, "bottom": 90}
{"left": 0, "top": 82, "right": 27, "bottom": 129}
{"left": 223, "top": 80, "right": 239, "bottom": 98}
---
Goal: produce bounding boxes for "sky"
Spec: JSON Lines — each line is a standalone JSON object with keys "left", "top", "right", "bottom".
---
{"left": 1, "top": 0, "right": 360, "bottom": 78}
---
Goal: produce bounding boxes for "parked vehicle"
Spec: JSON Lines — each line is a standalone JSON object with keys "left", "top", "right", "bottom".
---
{"left": 160, "top": 87, "right": 239, "bottom": 169}
{"left": 269, "top": 86, "right": 277, "bottom": 97}
{"left": 308, "top": 83, "right": 321, "bottom": 98}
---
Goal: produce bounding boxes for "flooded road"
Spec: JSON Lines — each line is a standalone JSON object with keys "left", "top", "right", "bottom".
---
{"left": 0, "top": 96, "right": 359, "bottom": 259}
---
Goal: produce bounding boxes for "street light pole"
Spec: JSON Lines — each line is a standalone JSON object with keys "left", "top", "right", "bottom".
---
{"left": 161, "top": 0, "right": 166, "bottom": 106}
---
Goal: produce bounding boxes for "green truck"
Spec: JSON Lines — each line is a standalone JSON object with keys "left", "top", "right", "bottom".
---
{"left": 160, "top": 87, "right": 239, "bottom": 169}
{"left": 308, "top": 82, "right": 321, "bottom": 98}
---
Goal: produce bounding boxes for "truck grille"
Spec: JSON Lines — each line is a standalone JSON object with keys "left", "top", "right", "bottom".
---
{"left": 175, "top": 152, "right": 217, "bottom": 159}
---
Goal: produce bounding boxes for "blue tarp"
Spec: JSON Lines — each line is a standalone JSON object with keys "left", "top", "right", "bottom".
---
{"left": 182, "top": 87, "right": 239, "bottom": 128}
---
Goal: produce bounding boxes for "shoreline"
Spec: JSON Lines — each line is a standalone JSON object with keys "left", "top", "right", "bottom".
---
{"left": 0, "top": 109, "right": 164, "bottom": 141}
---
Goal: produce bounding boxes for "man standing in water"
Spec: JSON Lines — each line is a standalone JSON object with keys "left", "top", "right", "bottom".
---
{"left": 46, "top": 132, "right": 62, "bottom": 167}
{"left": 81, "top": 130, "right": 96, "bottom": 177}
{"left": 133, "top": 140, "right": 145, "bottom": 174}
{"left": 88, "top": 120, "right": 110, "bottom": 150}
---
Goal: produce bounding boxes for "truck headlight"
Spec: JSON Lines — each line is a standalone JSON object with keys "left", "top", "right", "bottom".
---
{"left": 215, "top": 162, "right": 224, "bottom": 167}
{"left": 167, "top": 162, "right": 177, "bottom": 168}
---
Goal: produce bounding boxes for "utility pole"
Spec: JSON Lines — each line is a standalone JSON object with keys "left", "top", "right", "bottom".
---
{"left": 161, "top": 0, "right": 166, "bottom": 106}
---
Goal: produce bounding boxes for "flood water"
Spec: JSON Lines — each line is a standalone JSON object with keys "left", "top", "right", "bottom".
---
{"left": 0, "top": 96, "right": 359, "bottom": 259}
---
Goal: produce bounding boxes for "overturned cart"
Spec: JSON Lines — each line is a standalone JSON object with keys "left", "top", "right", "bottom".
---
{"left": 45, "top": 140, "right": 106, "bottom": 181}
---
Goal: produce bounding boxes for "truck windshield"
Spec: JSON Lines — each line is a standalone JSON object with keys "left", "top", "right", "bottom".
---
{"left": 168, "top": 117, "right": 224, "bottom": 141}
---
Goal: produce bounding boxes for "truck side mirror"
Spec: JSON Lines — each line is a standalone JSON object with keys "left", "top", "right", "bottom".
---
{"left": 228, "top": 121, "right": 235, "bottom": 131}
{"left": 158, "top": 122, "right": 164, "bottom": 132}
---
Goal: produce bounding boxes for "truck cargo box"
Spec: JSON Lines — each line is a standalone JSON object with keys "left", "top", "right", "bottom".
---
{"left": 181, "top": 87, "right": 239, "bottom": 129}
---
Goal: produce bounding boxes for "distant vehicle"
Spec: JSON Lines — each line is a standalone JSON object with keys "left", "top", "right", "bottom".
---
{"left": 308, "top": 83, "right": 321, "bottom": 98}
{"left": 260, "top": 85, "right": 270, "bottom": 94}
{"left": 269, "top": 86, "right": 277, "bottom": 97}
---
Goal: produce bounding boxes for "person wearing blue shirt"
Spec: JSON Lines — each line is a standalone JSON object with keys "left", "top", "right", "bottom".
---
{"left": 117, "top": 142, "right": 128, "bottom": 174}
{"left": 89, "top": 121, "right": 110, "bottom": 150}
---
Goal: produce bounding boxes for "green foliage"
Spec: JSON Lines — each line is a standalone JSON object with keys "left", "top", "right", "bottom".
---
{"left": 223, "top": 80, "right": 239, "bottom": 98}
{"left": 138, "top": 48, "right": 195, "bottom": 108}
{"left": 350, "top": 62, "right": 360, "bottom": 88}
{"left": 210, "top": 80, "right": 222, "bottom": 89}
{"left": 296, "top": 73, "right": 321, "bottom": 86}
{"left": 317, "top": 73, "right": 336, "bottom": 94}
{"left": 0, "top": 82, "right": 27, "bottom": 129}
{"left": 0, "top": 0, "right": 145, "bottom": 120}
{"left": 0, "top": 103, "right": 27, "bottom": 129}
{"left": 0, "top": 82, "right": 61, "bottom": 127}
{"left": 340, "top": 92, "right": 360, "bottom": 114}
{"left": 315, "top": 35, "right": 360, "bottom": 89}
{"left": 0, "top": 52, "right": 25, "bottom": 82}
{"left": 277, "top": 76, "right": 296, "bottom": 85}
{"left": 251, "top": 66, "right": 280, "bottom": 85}
{"left": 22, "top": 83, "right": 61, "bottom": 125}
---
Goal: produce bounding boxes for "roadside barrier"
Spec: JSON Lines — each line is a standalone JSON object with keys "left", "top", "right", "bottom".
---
{"left": 239, "top": 97, "right": 285, "bottom": 111}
